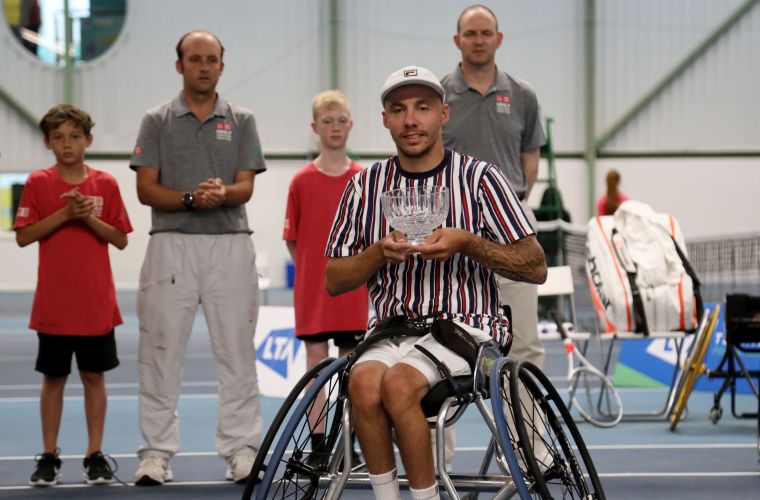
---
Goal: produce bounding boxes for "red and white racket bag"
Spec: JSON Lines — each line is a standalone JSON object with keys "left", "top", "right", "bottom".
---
{"left": 586, "top": 201, "right": 702, "bottom": 335}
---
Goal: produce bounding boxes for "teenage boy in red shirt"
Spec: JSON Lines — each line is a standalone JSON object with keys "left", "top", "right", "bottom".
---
{"left": 283, "top": 90, "right": 369, "bottom": 458}
{"left": 15, "top": 104, "right": 132, "bottom": 486}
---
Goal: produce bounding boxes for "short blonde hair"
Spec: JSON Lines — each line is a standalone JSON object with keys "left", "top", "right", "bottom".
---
{"left": 312, "top": 90, "right": 350, "bottom": 121}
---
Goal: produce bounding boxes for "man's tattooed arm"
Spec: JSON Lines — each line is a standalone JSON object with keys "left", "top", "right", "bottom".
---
{"left": 463, "top": 234, "right": 547, "bottom": 284}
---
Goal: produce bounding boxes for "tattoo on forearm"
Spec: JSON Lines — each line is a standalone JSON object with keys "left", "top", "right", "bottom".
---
{"left": 464, "top": 236, "right": 546, "bottom": 284}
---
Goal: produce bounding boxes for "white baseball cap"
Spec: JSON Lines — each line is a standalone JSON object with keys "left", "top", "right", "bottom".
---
{"left": 380, "top": 66, "right": 445, "bottom": 105}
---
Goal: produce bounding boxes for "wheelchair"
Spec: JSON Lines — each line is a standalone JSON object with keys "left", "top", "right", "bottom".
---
{"left": 242, "top": 316, "right": 605, "bottom": 500}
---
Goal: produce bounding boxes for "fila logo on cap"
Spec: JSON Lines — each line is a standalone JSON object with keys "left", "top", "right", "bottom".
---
{"left": 381, "top": 65, "right": 445, "bottom": 104}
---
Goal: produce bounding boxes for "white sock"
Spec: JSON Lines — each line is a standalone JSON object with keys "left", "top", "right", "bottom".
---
{"left": 410, "top": 483, "right": 440, "bottom": 500}
{"left": 369, "top": 469, "right": 401, "bottom": 500}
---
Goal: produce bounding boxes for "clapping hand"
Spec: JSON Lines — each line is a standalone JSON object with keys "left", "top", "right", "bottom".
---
{"left": 60, "top": 188, "right": 94, "bottom": 220}
{"left": 196, "top": 178, "right": 227, "bottom": 209}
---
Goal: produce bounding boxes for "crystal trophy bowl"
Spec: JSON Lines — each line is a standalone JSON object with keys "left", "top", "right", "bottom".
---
{"left": 380, "top": 186, "right": 450, "bottom": 246}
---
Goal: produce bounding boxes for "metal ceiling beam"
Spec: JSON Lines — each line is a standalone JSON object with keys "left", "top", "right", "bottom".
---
{"left": 585, "top": 0, "right": 597, "bottom": 215}
{"left": 329, "top": 0, "right": 339, "bottom": 89}
{"left": 63, "top": 0, "right": 74, "bottom": 104}
{"left": 0, "top": 84, "right": 38, "bottom": 130}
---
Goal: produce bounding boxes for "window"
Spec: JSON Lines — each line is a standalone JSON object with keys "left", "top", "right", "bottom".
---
{"left": 3, "top": 0, "right": 126, "bottom": 65}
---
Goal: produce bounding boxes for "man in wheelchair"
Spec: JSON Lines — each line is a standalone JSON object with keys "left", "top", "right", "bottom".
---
{"left": 324, "top": 65, "right": 547, "bottom": 500}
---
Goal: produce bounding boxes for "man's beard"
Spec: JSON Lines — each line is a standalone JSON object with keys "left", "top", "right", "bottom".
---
{"left": 393, "top": 131, "right": 434, "bottom": 159}
{"left": 398, "top": 142, "right": 434, "bottom": 159}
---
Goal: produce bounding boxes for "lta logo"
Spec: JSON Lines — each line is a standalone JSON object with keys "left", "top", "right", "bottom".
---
{"left": 257, "top": 328, "right": 302, "bottom": 378}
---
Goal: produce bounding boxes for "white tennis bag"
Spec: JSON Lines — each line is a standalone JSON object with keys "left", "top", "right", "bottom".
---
{"left": 586, "top": 201, "right": 702, "bottom": 335}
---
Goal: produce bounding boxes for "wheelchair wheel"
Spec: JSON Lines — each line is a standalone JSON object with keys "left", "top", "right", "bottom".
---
{"left": 490, "top": 357, "right": 535, "bottom": 500}
{"left": 242, "top": 357, "right": 336, "bottom": 500}
{"left": 510, "top": 361, "right": 605, "bottom": 500}
{"left": 254, "top": 357, "right": 348, "bottom": 500}
{"left": 669, "top": 306, "right": 720, "bottom": 431}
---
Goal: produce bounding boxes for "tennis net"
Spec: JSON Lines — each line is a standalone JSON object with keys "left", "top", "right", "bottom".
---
{"left": 535, "top": 219, "right": 760, "bottom": 332}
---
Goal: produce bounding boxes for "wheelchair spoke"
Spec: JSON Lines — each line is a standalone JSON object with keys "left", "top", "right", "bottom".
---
{"left": 243, "top": 358, "right": 337, "bottom": 500}
{"left": 255, "top": 357, "right": 348, "bottom": 500}
{"left": 509, "top": 361, "right": 606, "bottom": 500}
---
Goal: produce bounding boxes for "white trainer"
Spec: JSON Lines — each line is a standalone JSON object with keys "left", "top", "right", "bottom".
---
{"left": 226, "top": 447, "right": 257, "bottom": 483}
{"left": 134, "top": 456, "right": 173, "bottom": 486}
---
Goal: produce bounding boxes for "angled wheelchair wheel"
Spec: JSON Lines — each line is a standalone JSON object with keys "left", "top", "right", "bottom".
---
{"left": 669, "top": 306, "right": 720, "bottom": 431}
{"left": 510, "top": 361, "right": 605, "bottom": 500}
{"left": 491, "top": 357, "right": 535, "bottom": 500}
{"left": 254, "top": 357, "right": 349, "bottom": 500}
{"left": 242, "top": 357, "right": 336, "bottom": 500}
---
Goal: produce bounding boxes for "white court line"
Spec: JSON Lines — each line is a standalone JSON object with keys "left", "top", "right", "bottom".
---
{"left": 0, "top": 451, "right": 219, "bottom": 461}
{"left": 599, "top": 472, "right": 760, "bottom": 478}
{"left": 0, "top": 394, "right": 218, "bottom": 403}
{"left": 445, "top": 444, "right": 760, "bottom": 455}
{"left": 0, "top": 480, "right": 231, "bottom": 491}
{"left": 0, "top": 381, "right": 672, "bottom": 394}
{"left": 2, "top": 444, "right": 755, "bottom": 462}
{"left": 588, "top": 443, "right": 757, "bottom": 450}
{"left": 1, "top": 471, "right": 759, "bottom": 491}
{"left": 0, "top": 381, "right": 218, "bottom": 390}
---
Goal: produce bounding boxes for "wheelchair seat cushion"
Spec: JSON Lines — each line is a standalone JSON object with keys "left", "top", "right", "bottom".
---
{"left": 420, "top": 376, "right": 476, "bottom": 417}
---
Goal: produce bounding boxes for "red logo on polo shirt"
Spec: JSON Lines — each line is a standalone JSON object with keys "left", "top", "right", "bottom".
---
{"left": 216, "top": 121, "right": 233, "bottom": 141}
{"left": 133, "top": 145, "right": 142, "bottom": 155}
{"left": 496, "top": 94, "right": 511, "bottom": 114}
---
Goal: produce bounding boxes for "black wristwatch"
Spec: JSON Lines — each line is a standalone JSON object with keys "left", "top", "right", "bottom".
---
{"left": 181, "top": 191, "right": 195, "bottom": 210}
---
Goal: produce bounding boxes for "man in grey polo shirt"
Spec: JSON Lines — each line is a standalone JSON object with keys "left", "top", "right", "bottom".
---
{"left": 442, "top": 5, "right": 546, "bottom": 373}
{"left": 130, "top": 30, "right": 265, "bottom": 486}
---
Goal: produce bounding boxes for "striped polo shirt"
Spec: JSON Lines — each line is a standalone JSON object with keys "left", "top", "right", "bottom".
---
{"left": 325, "top": 149, "right": 534, "bottom": 347}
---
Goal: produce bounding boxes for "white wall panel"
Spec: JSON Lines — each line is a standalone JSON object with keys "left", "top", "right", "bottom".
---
{"left": 2, "top": 1, "right": 759, "bottom": 291}
{"left": 1, "top": 21, "right": 62, "bottom": 169}
{"left": 5, "top": 0, "right": 755, "bottom": 158}
{"left": 2, "top": 0, "right": 324, "bottom": 158}
{"left": 592, "top": 158, "right": 760, "bottom": 238}
{"left": 0, "top": 101, "right": 49, "bottom": 169}
{"left": 597, "top": 0, "right": 760, "bottom": 151}
{"left": 1, "top": 23, "right": 63, "bottom": 116}
{"left": 342, "top": 0, "right": 585, "bottom": 153}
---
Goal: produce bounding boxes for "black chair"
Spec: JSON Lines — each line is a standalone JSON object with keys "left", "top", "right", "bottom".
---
{"left": 707, "top": 294, "right": 760, "bottom": 423}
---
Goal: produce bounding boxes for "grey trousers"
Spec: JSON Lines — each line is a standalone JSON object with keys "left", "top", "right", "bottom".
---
{"left": 501, "top": 198, "right": 544, "bottom": 368}
{"left": 499, "top": 278, "right": 544, "bottom": 368}
{"left": 137, "top": 233, "right": 262, "bottom": 460}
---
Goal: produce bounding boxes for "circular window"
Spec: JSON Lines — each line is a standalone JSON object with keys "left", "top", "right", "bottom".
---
{"left": 3, "top": 0, "right": 126, "bottom": 65}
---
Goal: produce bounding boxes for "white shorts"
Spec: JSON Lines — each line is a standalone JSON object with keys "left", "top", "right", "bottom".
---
{"left": 353, "top": 321, "right": 493, "bottom": 386}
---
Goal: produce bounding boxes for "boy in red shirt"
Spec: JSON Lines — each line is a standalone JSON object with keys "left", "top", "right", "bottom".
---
{"left": 283, "top": 90, "right": 368, "bottom": 458}
{"left": 14, "top": 104, "right": 132, "bottom": 486}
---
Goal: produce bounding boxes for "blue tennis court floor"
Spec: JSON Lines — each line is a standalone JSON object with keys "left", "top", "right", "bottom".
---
{"left": 1, "top": 291, "right": 758, "bottom": 499}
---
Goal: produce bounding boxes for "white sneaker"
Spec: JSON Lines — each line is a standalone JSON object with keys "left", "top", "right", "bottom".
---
{"left": 134, "top": 456, "right": 173, "bottom": 486}
{"left": 226, "top": 447, "right": 257, "bottom": 483}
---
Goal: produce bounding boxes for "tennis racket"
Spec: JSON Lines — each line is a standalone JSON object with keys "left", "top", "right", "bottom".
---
{"left": 552, "top": 311, "right": 623, "bottom": 428}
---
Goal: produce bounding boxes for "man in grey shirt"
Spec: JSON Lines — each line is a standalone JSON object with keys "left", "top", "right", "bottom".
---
{"left": 130, "top": 30, "right": 265, "bottom": 486}
{"left": 442, "top": 5, "right": 546, "bottom": 370}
